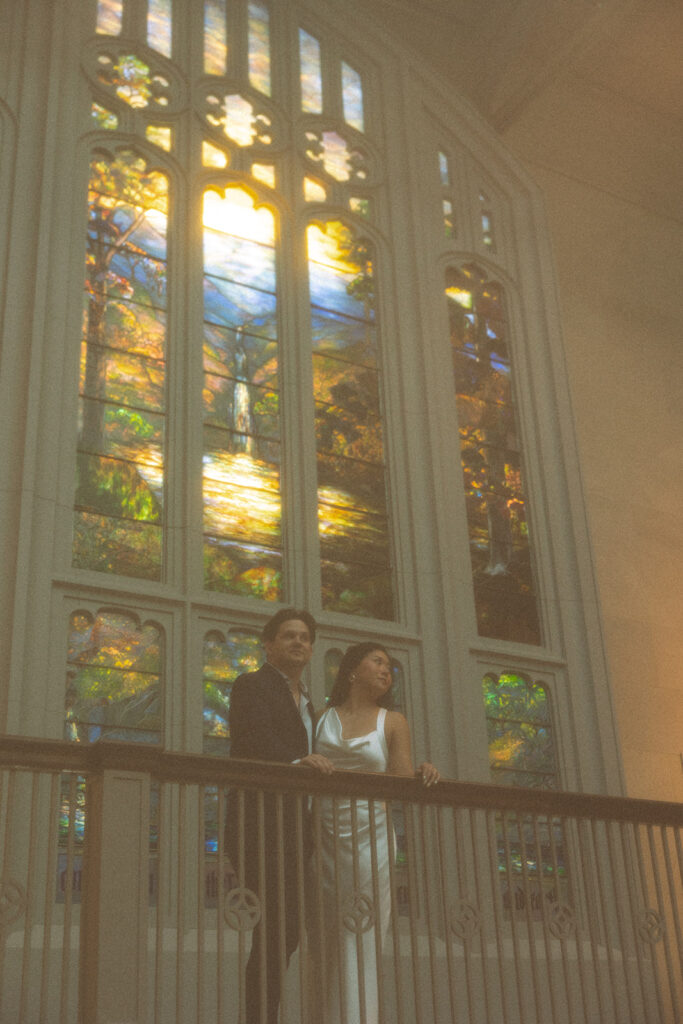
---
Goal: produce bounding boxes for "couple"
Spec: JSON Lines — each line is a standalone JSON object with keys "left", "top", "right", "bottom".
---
{"left": 226, "top": 608, "right": 439, "bottom": 1024}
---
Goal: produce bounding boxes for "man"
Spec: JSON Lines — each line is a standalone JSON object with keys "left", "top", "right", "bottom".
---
{"left": 227, "top": 608, "right": 333, "bottom": 1024}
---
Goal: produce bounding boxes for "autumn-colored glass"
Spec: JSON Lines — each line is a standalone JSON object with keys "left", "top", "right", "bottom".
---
{"left": 74, "top": 149, "right": 168, "bottom": 580}
{"left": 308, "top": 221, "right": 393, "bottom": 619}
{"left": 203, "top": 630, "right": 261, "bottom": 754}
{"left": 147, "top": 0, "right": 172, "bottom": 58}
{"left": 446, "top": 264, "right": 541, "bottom": 643}
{"left": 483, "top": 673, "right": 557, "bottom": 788}
{"left": 202, "top": 187, "right": 282, "bottom": 599}
{"left": 204, "top": 0, "right": 228, "bottom": 76}
{"left": 96, "top": 0, "right": 122, "bottom": 36}
{"left": 248, "top": 2, "right": 271, "bottom": 96}
{"left": 65, "top": 610, "right": 162, "bottom": 743}
{"left": 299, "top": 28, "right": 322, "bottom": 114}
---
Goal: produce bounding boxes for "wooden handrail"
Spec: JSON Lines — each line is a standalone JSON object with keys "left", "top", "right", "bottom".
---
{"left": 0, "top": 733, "right": 681, "bottom": 826}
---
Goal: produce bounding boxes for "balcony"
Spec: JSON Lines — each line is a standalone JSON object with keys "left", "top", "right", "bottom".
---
{"left": 0, "top": 736, "right": 681, "bottom": 1023}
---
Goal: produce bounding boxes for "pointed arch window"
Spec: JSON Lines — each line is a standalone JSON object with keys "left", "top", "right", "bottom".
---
{"left": 445, "top": 264, "right": 541, "bottom": 644}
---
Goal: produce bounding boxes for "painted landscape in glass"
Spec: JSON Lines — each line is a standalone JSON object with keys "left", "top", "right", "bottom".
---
{"left": 446, "top": 264, "right": 540, "bottom": 644}
{"left": 308, "top": 221, "right": 393, "bottom": 619}
{"left": 74, "top": 149, "right": 168, "bottom": 579}
{"left": 202, "top": 188, "right": 282, "bottom": 599}
{"left": 66, "top": 610, "right": 162, "bottom": 744}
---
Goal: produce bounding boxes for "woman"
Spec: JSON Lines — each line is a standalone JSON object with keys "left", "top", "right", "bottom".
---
{"left": 313, "top": 642, "right": 439, "bottom": 1024}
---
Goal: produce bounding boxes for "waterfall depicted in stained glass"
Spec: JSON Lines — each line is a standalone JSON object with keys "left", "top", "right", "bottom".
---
{"left": 65, "top": 610, "right": 162, "bottom": 744}
{"left": 307, "top": 221, "right": 394, "bottom": 620}
{"left": 248, "top": 2, "right": 271, "bottom": 96}
{"left": 74, "top": 149, "right": 168, "bottom": 580}
{"left": 299, "top": 28, "right": 323, "bottom": 114}
{"left": 202, "top": 187, "right": 282, "bottom": 598}
{"left": 96, "top": 0, "right": 122, "bottom": 35}
{"left": 203, "top": 630, "right": 261, "bottom": 754}
{"left": 147, "top": 0, "right": 172, "bottom": 58}
{"left": 204, "top": 0, "right": 228, "bottom": 76}
{"left": 341, "top": 61, "right": 364, "bottom": 132}
{"left": 446, "top": 264, "right": 541, "bottom": 644}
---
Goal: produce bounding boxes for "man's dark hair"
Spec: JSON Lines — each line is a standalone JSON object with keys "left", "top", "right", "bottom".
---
{"left": 262, "top": 608, "right": 317, "bottom": 644}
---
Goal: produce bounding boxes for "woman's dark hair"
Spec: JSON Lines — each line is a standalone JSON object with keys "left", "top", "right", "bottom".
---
{"left": 262, "top": 608, "right": 316, "bottom": 644}
{"left": 328, "top": 642, "right": 395, "bottom": 708}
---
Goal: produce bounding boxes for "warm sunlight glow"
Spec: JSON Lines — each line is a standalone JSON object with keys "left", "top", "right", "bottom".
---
{"left": 203, "top": 188, "right": 275, "bottom": 246}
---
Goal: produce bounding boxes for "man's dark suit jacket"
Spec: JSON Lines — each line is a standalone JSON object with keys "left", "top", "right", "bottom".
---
{"left": 226, "top": 662, "right": 312, "bottom": 876}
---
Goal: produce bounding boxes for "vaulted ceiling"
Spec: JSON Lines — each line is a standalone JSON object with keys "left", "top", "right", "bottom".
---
{"left": 362, "top": 0, "right": 683, "bottom": 131}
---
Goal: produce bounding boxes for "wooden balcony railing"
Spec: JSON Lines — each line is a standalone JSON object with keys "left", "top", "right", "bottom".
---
{"left": 0, "top": 735, "right": 681, "bottom": 1024}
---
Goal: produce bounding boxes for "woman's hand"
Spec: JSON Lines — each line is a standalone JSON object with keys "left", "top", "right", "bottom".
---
{"left": 417, "top": 761, "right": 440, "bottom": 787}
{"left": 298, "top": 753, "right": 335, "bottom": 774}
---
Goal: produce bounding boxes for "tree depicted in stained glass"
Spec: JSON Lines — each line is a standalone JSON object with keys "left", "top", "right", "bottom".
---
{"left": 484, "top": 672, "right": 566, "bottom": 910}
{"left": 446, "top": 265, "right": 541, "bottom": 643}
{"left": 202, "top": 630, "right": 261, "bottom": 754}
{"left": 308, "top": 221, "right": 394, "bottom": 619}
{"left": 74, "top": 148, "right": 168, "bottom": 580}
{"left": 65, "top": 609, "right": 162, "bottom": 743}
{"left": 483, "top": 672, "right": 557, "bottom": 788}
{"left": 202, "top": 187, "right": 282, "bottom": 599}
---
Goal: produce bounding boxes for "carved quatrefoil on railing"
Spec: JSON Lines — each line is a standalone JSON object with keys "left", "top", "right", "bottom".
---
{"left": 342, "top": 892, "right": 375, "bottom": 934}
{"left": 449, "top": 898, "right": 481, "bottom": 941}
{"left": 638, "top": 908, "right": 664, "bottom": 945}
{"left": 0, "top": 878, "right": 27, "bottom": 928}
{"left": 224, "top": 886, "right": 262, "bottom": 932}
{"left": 547, "top": 901, "right": 576, "bottom": 939}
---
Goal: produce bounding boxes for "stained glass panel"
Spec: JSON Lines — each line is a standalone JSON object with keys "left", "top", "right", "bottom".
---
{"left": 147, "top": 0, "right": 172, "bottom": 58}
{"left": 96, "top": 0, "right": 122, "bottom": 35}
{"left": 203, "top": 630, "right": 261, "bottom": 754}
{"left": 341, "top": 62, "right": 364, "bottom": 132}
{"left": 438, "top": 151, "right": 449, "bottom": 187}
{"left": 446, "top": 265, "right": 540, "bottom": 644}
{"left": 204, "top": 0, "right": 227, "bottom": 75}
{"left": 202, "top": 188, "right": 282, "bottom": 599}
{"left": 308, "top": 221, "right": 393, "bottom": 620}
{"left": 299, "top": 29, "right": 322, "bottom": 114}
{"left": 74, "top": 150, "right": 168, "bottom": 580}
{"left": 146, "top": 125, "right": 172, "bottom": 151}
{"left": 203, "top": 141, "right": 229, "bottom": 168}
{"left": 248, "top": 2, "right": 271, "bottom": 97}
{"left": 251, "top": 163, "right": 275, "bottom": 187}
{"left": 91, "top": 103, "right": 118, "bottom": 130}
{"left": 65, "top": 610, "right": 162, "bottom": 744}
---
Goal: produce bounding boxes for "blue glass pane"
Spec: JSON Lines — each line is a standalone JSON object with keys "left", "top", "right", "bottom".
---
{"left": 310, "top": 309, "right": 377, "bottom": 367}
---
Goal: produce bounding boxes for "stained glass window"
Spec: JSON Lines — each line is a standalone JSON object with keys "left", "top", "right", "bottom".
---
{"left": 202, "top": 187, "right": 282, "bottom": 599}
{"left": 479, "top": 193, "right": 495, "bottom": 249}
{"left": 248, "top": 2, "right": 271, "bottom": 96}
{"left": 341, "top": 62, "right": 364, "bottom": 132}
{"left": 308, "top": 221, "right": 394, "bottom": 619}
{"left": 299, "top": 29, "right": 323, "bottom": 114}
{"left": 484, "top": 673, "right": 557, "bottom": 788}
{"left": 96, "top": 0, "right": 122, "bottom": 36}
{"left": 74, "top": 149, "right": 168, "bottom": 580}
{"left": 203, "top": 630, "right": 261, "bottom": 754}
{"left": 65, "top": 610, "right": 162, "bottom": 744}
{"left": 484, "top": 673, "right": 566, "bottom": 914}
{"left": 445, "top": 264, "right": 541, "bottom": 643}
{"left": 204, "top": 0, "right": 228, "bottom": 76}
{"left": 147, "top": 0, "right": 172, "bottom": 58}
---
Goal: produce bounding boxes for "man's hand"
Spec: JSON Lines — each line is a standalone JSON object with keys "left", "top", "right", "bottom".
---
{"left": 417, "top": 761, "right": 440, "bottom": 787}
{"left": 298, "top": 753, "right": 335, "bottom": 774}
